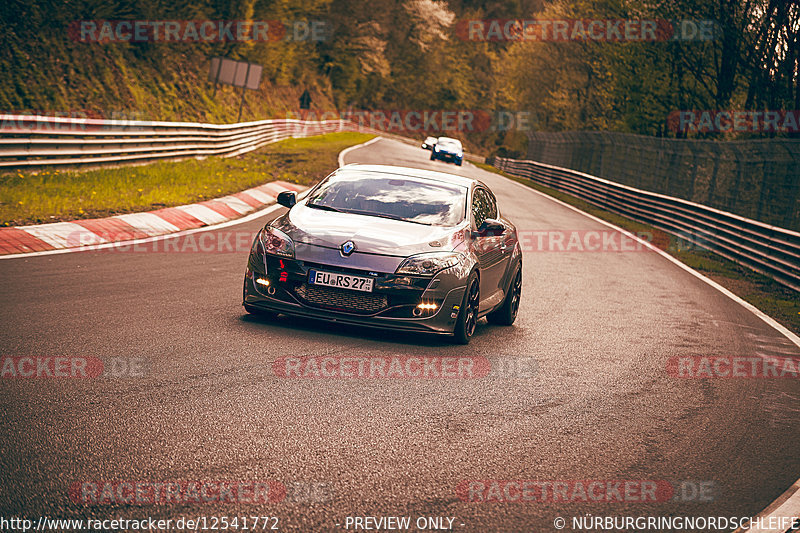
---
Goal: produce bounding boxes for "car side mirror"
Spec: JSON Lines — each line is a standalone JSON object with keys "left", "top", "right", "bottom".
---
{"left": 277, "top": 191, "right": 296, "bottom": 208}
{"left": 476, "top": 218, "right": 505, "bottom": 236}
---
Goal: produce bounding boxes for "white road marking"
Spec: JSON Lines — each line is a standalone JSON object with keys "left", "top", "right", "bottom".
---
{"left": 5, "top": 133, "right": 800, "bottom": 527}
{"left": 338, "top": 135, "right": 382, "bottom": 167}
{"left": 734, "top": 478, "right": 800, "bottom": 533}
{"left": 455, "top": 159, "right": 800, "bottom": 533}
{"left": 496, "top": 171, "right": 800, "bottom": 349}
{"left": 343, "top": 140, "right": 800, "bottom": 531}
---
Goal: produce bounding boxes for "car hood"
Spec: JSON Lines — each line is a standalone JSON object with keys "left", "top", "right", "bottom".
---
{"left": 272, "top": 203, "right": 465, "bottom": 257}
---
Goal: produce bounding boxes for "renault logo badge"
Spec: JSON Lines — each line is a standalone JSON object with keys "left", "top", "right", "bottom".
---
{"left": 341, "top": 240, "right": 355, "bottom": 256}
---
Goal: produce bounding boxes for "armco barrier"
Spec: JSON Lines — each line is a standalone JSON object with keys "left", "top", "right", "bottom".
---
{"left": 0, "top": 116, "right": 374, "bottom": 168}
{"left": 0, "top": 115, "right": 489, "bottom": 169}
{"left": 525, "top": 131, "right": 800, "bottom": 231}
{"left": 0, "top": 114, "right": 486, "bottom": 169}
{"left": 489, "top": 156, "right": 800, "bottom": 292}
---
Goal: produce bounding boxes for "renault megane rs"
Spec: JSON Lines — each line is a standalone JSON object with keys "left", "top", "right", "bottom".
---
{"left": 243, "top": 164, "right": 521, "bottom": 344}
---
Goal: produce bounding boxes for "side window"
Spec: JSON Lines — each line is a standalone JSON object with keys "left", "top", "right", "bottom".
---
{"left": 486, "top": 191, "right": 498, "bottom": 220}
{"left": 472, "top": 188, "right": 493, "bottom": 228}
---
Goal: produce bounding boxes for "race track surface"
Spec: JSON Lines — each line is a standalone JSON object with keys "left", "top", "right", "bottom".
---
{"left": 1, "top": 137, "right": 798, "bottom": 531}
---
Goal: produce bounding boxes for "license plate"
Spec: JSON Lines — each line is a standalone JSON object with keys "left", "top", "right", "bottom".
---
{"left": 308, "top": 269, "right": 374, "bottom": 292}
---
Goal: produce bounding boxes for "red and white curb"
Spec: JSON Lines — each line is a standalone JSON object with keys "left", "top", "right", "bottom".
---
{"left": 0, "top": 180, "right": 305, "bottom": 256}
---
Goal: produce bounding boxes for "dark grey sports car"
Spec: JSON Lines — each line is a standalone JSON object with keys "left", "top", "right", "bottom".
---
{"left": 243, "top": 164, "right": 522, "bottom": 343}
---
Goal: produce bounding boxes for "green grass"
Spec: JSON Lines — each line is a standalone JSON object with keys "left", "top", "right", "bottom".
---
{"left": 473, "top": 161, "right": 800, "bottom": 336}
{"left": 0, "top": 132, "right": 374, "bottom": 226}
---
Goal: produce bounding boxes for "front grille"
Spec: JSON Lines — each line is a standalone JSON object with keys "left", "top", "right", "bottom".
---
{"left": 294, "top": 284, "right": 388, "bottom": 314}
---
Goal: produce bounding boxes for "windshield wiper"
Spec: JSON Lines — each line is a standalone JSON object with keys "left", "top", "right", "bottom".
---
{"left": 341, "top": 209, "right": 430, "bottom": 225}
{"left": 307, "top": 204, "right": 431, "bottom": 225}
{"left": 306, "top": 202, "right": 343, "bottom": 212}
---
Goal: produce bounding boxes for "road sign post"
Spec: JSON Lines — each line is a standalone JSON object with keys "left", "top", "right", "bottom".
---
{"left": 300, "top": 89, "right": 311, "bottom": 110}
{"left": 208, "top": 57, "right": 263, "bottom": 123}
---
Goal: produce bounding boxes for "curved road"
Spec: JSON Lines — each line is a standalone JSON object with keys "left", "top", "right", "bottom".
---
{"left": 1, "top": 137, "right": 799, "bottom": 531}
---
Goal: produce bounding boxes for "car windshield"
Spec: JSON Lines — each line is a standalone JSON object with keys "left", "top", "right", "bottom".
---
{"left": 305, "top": 171, "right": 467, "bottom": 226}
{"left": 437, "top": 137, "right": 461, "bottom": 149}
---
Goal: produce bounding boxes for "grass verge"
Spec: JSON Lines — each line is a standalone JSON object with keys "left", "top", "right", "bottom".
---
{"left": 473, "top": 161, "right": 800, "bottom": 336}
{"left": 0, "top": 132, "right": 375, "bottom": 226}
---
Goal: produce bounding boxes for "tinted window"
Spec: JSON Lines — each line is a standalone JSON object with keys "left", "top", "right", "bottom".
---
{"left": 472, "top": 188, "right": 497, "bottom": 228}
{"left": 306, "top": 171, "right": 467, "bottom": 226}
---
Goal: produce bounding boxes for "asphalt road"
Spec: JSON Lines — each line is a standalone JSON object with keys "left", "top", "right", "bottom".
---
{"left": 1, "top": 137, "right": 799, "bottom": 532}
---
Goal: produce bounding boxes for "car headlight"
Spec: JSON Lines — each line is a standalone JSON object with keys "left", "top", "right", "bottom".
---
{"left": 260, "top": 226, "right": 295, "bottom": 258}
{"left": 395, "top": 252, "right": 463, "bottom": 276}
{"left": 434, "top": 145, "right": 440, "bottom": 151}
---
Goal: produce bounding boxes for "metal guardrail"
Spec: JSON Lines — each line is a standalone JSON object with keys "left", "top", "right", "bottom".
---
{"left": 489, "top": 156, "right": 800, "bottom": 292}
{"left": 525, "top": 131, "right": 800, "bottom": 231}
{"left": 0, "top": 115, "right": 371, "bottom": 168}
{"left": 0, "top": 114, "right": 488, "bottom": 169}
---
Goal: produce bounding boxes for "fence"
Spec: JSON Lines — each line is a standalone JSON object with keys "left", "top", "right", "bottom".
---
{"left": 525, "top": 132, "right": 800, "bottom": 231}
{"left": 489, "top": 155, "right": 800, "bottom": 292}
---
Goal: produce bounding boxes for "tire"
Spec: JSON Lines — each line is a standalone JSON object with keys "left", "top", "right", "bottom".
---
{"left": 487, "top": 264, "right": 522, "bottom": 326}
{"left": 456, "top": 159, "right": 463, "bottom": 166}
{"left": 430, "top": 152, "right": 436, "bottom": 161}
{"left": 453, "top": 272, "right": 480, "bottom": 344}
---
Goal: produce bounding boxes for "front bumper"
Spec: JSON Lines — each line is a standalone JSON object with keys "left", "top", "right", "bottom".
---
{"left": 243, "top": 254, "right": 467, "bottom": 335}
{"left": 433, "top": 151, "right": 462, "bottom": 163}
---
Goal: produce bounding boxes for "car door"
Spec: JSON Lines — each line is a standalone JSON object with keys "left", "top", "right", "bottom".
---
{"left": 470, "top": 187, "right": 506, "bottom": 310}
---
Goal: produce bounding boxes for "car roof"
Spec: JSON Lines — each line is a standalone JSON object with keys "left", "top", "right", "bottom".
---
{"left": 437, "top": 137, "right": 460, "bottom": 143}
{"left": 336, "top": 164, "right": 481, "bottom": 189}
